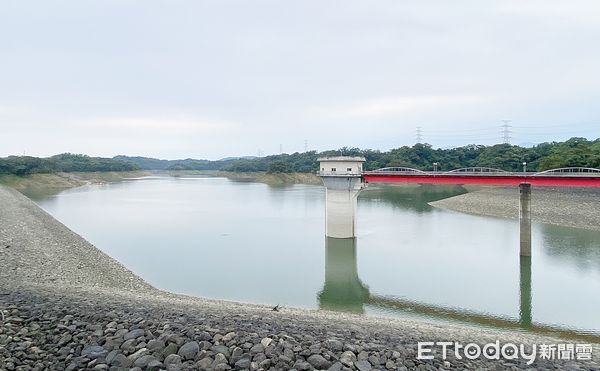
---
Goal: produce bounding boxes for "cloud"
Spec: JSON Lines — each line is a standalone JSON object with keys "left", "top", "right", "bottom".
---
{"left": 80, "top": 115, "right": 240, "bottom": 135}
{"left": 1, "top": 1, "right": 599, "bottom": 158}
{"left": 310, "top": 95, "right": 489, "bottom": 120}
{"left": 495, "top": 1, "right": 600, "bottom": 24}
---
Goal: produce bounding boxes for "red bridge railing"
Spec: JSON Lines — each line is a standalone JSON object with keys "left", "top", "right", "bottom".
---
{"left": 361, "top": 167, "right": 600, "bottom": 187}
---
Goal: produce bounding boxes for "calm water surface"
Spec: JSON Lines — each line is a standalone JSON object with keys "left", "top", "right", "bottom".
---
{"left": 33, "top": 176, "right": 600, "bottom": 338}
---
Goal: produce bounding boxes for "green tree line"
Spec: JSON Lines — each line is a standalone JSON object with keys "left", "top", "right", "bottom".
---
{"left": 223, "top": 137, "right": 600, "bottom": 173}
{"left": 2, "top": 137, "right": 598, "bottom": 176}
{"left": 0, "top": 153, "right": 138, "bottom": 176}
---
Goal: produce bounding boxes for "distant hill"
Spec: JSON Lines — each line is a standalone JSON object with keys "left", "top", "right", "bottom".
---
{"left": 2, "top": 137, "right": 598, "bottom": 177}
{"left": 218, "top": 156, "right": 258, "bottom": 161}
{"left": 113, "top": 156, "right": 233, "bottom": 171}
{"left": 112, "top": 156, "right": 172, "bottom": 170}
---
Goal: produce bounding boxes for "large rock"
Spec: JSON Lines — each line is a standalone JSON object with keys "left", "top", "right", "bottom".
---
{"left": 308, "top": 354, "right": 331, "bottom": 369}
{"left": 222, "top": 332, "right": 236, "bottom": 342}
{"left": 196, "top": 357, "right": 213, "bottom": 370}
{"left": 82, "top": 345, "right": 108, "bottom": 360}
{"left": 293, "top": 361, "right": 313, "bottom": 370}
{"left": 120, "top": 339, "right": 136, "bottom": 354}
{"left": 134, "top": 354, "right": 159, "bottom": 368}
{"left": 211, "top": 344, "right": 230, "bottom": 358}
{"left": 328, "top": 362, "right": 343, "bottom": 371}
{"left": 57, "top": 334, "right": 72, "bottom": 346}
{"left": 213, "top": 352, "right": 228, "bottom": 365}
{"left": 164, "top": 354, "right": 182, "bottom": 365}
{"left": 147, "top": 359, "right": 164, "bottom": 371}
{"left": 123, "top": 329, "right": 145, "bottom": 341}
{"left": 355, "top": 360, "right": 372, "bottom": 371}
{"left": 178, "top": 341, "right": 200, "bottom": 361}
{"left": 260, "top": 337, "right": 273, "bottom": 347}
{"left": 340, "top": 351, "right": 356, "bottom": 367}
{"left": 128, "top": 348, "right": 150, "bottom": 362}
{"left": 250, "top": 343, "right": 265, "bottom": 354}
{"left": 214, "top": 363, "right": 232, "bottom": 371}
{"left": 324, "top": 339, "right": 344, "bottom": 352}
{"left": 234, "top": 357, "right": 251, "bottom": 369}
{"left": 230, "top": 346, "right": 243, "bottom": 364}
{"left": 161, "top": 342, "right": 179, "bottom": 359}
{"left": 147, "top": 339, "right": 166, "bottom": 352}
{"left": 110, "top": 353, "right": 132, "bottom": 367}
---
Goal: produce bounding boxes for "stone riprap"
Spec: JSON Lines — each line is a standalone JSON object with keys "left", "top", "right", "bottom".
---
{"left": 430, "top": 186, "right": 600, "bottom": 231}
{"left": 1, "top": 185, "right": 599, "bottom": 370}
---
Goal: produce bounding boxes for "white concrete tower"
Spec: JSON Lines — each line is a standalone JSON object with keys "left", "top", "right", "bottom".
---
{"left": 318, "top": 156, "right": 366, "bottom": 238}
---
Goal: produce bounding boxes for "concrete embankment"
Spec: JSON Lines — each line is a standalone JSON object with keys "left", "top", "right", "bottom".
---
{"left": 1, "top": 185, "right": 598, "bottom": 370}
{"left": 429, "top": 187, "right": 600, "bottom": 231}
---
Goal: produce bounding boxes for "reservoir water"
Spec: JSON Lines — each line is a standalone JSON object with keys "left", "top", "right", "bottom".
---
{"left": 32, "top": 175, "right": 600, "bottom": 339}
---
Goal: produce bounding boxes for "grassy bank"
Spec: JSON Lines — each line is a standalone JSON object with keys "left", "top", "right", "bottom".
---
{"left": 0, "top": 171, "right": 150, "bottom": 198}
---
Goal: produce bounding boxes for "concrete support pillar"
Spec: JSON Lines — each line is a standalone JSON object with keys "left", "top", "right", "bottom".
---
{"left": 325, "top": 186, "right": 361, "bottom": 238}
{"left": 519, "top": 256, "right": 532, "bottom": 328}
{"left": 318, "top": 156, "right": 366, "bottom": 238}
{"left": 519, "top": 183, "right": 532, "bottom": 257}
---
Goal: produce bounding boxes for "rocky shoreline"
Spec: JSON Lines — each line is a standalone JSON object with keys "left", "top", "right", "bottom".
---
{"left": 1, "top": 185, "right": 599, "bottom": 370}
{"left": 430, "top": 186, "right": 600, "bottom": 231}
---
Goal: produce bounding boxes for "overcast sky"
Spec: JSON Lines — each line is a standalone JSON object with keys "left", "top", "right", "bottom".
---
{"left": 1, "top": 1, "right": 599, "bottom": 160}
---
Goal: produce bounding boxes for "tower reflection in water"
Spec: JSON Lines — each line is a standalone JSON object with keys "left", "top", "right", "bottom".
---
{"left": 317, "top": 237, "right": 538, "bottom": 334}
{"left": 315, "top": 234, "right": 600, "bottom": 342}
{"left": 318, "top": 237, "right": 369, "bottom": 313}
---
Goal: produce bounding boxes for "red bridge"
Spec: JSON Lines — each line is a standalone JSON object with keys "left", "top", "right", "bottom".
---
{"left": 362, "top": 167, "right": 600, "bottom": 187}
{"left": 318, "top": 161, "right": 600, "bottom": 257}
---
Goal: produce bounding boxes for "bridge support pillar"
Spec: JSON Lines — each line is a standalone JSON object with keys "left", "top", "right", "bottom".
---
{"left": 519, "top": 183, "right": 532, "bottom": 256}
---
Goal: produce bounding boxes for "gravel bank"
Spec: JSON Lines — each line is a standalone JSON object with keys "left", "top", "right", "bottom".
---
{"left": 1, "top": 185, "right": 599, "bottom": 370}
{"left": 430, "top": 187, "right": 600, "bottom": 231}
{"left": 0, "top": 171, "right": 150, "bottom": 199}
{"left": 216, "top": 172, "right": 322, "bottom": 186}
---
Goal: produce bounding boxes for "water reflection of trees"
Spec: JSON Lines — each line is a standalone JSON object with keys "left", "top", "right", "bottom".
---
{"left": 358, "top": 184, "right": 467, "bottom": 213}
{"left": 540, "top": 224, "right": 600, "bottom": 272}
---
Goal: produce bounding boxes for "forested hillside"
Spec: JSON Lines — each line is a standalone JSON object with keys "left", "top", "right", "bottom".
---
{"left": 1, "top": 137, "right": 598, "bottom": 176}
{"left": 113, "top": 156, "right": 236, "bottom": 171}
{"left": 0, "top": 154, "right": 137, "bottom": 176}
{"left": 223, "top": 137, "right": 600, "bottom": 173}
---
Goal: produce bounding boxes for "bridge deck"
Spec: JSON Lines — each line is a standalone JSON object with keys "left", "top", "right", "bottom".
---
{"left": 362, "top": 172, "right": 600, "bottom": 187}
